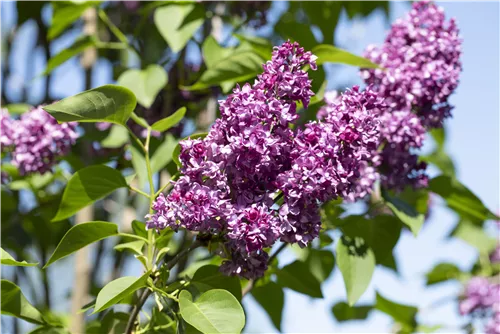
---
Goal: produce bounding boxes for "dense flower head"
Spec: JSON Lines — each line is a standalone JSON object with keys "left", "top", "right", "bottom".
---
{"left": 361, "top": 1, "right": 462, "bottom": 128}
{"left": 486, "top": 304, "right": 500, "bottom": 334}
{"left": 1, "top": 108, "right": 14, "bottom": 150}
{"left": 459, "top": 277, "right": 500, "bottom": 316}
{"left": 148, "top": 43, "right": 390, "bottom": 279}
{"left": 1, "top": 106, "right": 78, "bottom": 176}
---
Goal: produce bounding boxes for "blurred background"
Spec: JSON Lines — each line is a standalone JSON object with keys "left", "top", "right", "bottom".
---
{"left": 1, "top": 1, "right": 498, "bottom": 333}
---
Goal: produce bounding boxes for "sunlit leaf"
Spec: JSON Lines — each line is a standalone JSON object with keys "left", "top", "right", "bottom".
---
{"left": 117, "top": 65, "right": 168, "bottom": 108}
{"left": 1, "top": 248, "right": 38, "bottom": 267}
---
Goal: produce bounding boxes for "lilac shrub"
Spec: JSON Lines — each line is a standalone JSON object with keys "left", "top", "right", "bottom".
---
{"left": 460, "top": 277, "right": 500, "bottom": 334}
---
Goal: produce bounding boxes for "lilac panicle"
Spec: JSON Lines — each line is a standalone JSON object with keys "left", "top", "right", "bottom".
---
{"left": 460, "top": 277, "right": 500, "bottom": 316}
{"left": 2, "top": 106, "right": 78, "bottom": 176}
{"left": 361, "top": 0, "right": 462, "bottom": 128}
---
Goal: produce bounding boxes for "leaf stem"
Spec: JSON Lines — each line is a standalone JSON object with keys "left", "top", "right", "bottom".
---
{"left": 129, "top": 186, "right": 150, "bottom": 199}
{"left": 126, "top": 126, "right": 146, "bottom": 154}
{"left": 98, "top": 8, "right": 140, "bottom": 57}
{"left": 144, "top": 128, "right": 156, "bottom": 270}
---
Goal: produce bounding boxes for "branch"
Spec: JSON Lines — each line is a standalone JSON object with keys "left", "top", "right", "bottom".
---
{"left": 124, "top": 239, "right": 202, "bottom": 334}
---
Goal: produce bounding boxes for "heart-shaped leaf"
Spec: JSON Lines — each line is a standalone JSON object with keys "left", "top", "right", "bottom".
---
{"left": 151, "top": 107, "right": 186, "bottom": 132}
{"left": 252, "top": 281, "right": 284, "bottom": 331}
{"left": 332, "top": 302, "right": 373, "bottom": 322}
{"left": 375, "top": 292, "right": 417, "bottom": 331}
{"left": 43, "top": 85, "right": 136, "bottom": 126}
{"left": 1, "top": 280, "right": 45, "bottom": 324}
{"left": 336, "top": 236, "right": 375, "bottom": 306}
{"left": 113, "top": 240, "right": 145, "bottom": 255}
{"left": 276, "top": 260, "right": 323, "bottom": 298}
{"left": 179, "top": 289, "right": 245, "bottom": 334}
{"left": 45, "top": 221, "right": 118, "bottom": 268}
{"left": 154, "top": 4, "right": 204, "bottom": 53}
{"left": 117, "top": 65, "right": 168, "bottom": 108}
{"left": 1, "top": 248, "right": 38, "bottom": 267}
{"left": 52, "top": 165, "right": 129, "bottom": 221}
{"left": 93, "top": 271, "right": 151, "bottom": 314}
{"left": 191, "top": 265, "right": 242, "bottom": 301}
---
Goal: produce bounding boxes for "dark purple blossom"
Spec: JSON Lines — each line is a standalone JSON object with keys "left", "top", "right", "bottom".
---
{"left": 361, "top": 1, "right": 462, "bottom": 128}
{"left": 3, "top": 106, "right": 78, "bottom": 176}
{"left": 1, "top": 108, "right": 13, "bottom": 150}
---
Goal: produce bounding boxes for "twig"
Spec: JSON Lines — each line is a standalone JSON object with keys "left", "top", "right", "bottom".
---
{"left": 124, "top": 240, "right": 202, "bottom": 334}
{"left": 242, "top": 243, "right": 288, "bottom": 297}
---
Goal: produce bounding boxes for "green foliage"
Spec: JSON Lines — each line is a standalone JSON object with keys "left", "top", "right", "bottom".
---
{"left": 336, "top": 236, "right": 375, "bottom": 306}
{"left": 450, "top": 220, "right": 497, "bottom": 254}
{"left": 190, "top": 265, "right": 242, "bottom": 301}
{"left": 313, "top": 44, "right": 380, "bottom": 68}
{"left": 114, "top": 240, "right": 146, "bottom": 256}
{"left": 43, "top": 85, "right": 136, "bottom": 126}
{"left": 179, "top": 289, "right": 245, "bottom": 334}
{"left": 332, "top": 302, "right": 373, "bottom": 322}
{"left": 375, "top": 292, "right": 417, "bottom": 331}
{"left": 304, "top": 249, "right": 336, "bottom": 282}
{"left": 1, "top": 248, "right": 38, "bottom": 267}
{"left": 1, "top": 279, "right": 45, "bottom": 324}
{"left": 252, "top": 281, "right": 284, "bottom": 331}
{"left": 276, "top": 260, "right": 323, "bottom": 298}
{"left": 117, "top": 65, "right": 168, "bottom": 108}
{"left": 49, "top": 1, "right": 100, "bottom": 40}
{"left": 93, "top": 271, "right": 151, "bottom": 313}
{"left": 341, "top": 215, "right": 402, "bottom": 263}
{"left": 100, "top": 125, "right": 129, "bottom": 149}
{"left": 154, "top": 3, "right": 205, "bottom": 53}
{"left": 42, "top": 36, "right": 97, "bottom": 76}
{"left": 430, "top": 175, "right": 498, "bottom": 224}
{"left": 45, "top": 221, "right": 118, "bottom": 267}
{"left": 151, "top": 107, "right": 187, "bottom": 132}
{"left": 52, "top": 165, "right": 128, "bottom": 221}
{"left": 425, "top": 263, "right": 462, "bottom": 285}
{"left": 383, "top": 190, "right": 425, "bottom": 236}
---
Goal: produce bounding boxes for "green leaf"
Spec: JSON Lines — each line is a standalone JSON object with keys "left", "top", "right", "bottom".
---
{"left": 4, "top": 103, "right": 33, "bottom": 114}
{"left": 45, "top": 221, "right": 118, "bottom": 267}
{"left": 179, "top": 289, "right": 245, "bottom": 334}
{"left": 302, "top": 2, "right": 341, "bottom": 45}
{"left": 276, "top": 261, "right": 323, "bottom": 298}
{"left": 1, "top": 279, "right": 45, "bottom": 324}
{"left": 202, "top": 36, "right": 234, "bottom": 68}
{"left": 154, "top": 4, "right": 204, "bottom": 53}
{"left": 132, "top": 220, "right": 148, "bottom": 239}
{"left": 313, "top": 44, "right": 379, "bottom": 68}
{"left": 383, "top": 191, "right": 424, "bottom": 236}
{"left": 332, "top": 302, "right": 373, "bottom": 322}
{"left": 336, "top": 236, "right": 375, "bottom": 306}
{"left": 41, "top": 35, "right": 97, "bottom": 76}
{"left": 190, "top": 265, "right": 242, "bottom": 301}
{"left": 49, "top": 1, "right": 100, "bottom": 40}
{"left": 172, "top": 133, "right": 208, "bottom": 167}
{"left": 429, "top": 175, "right": 498, "bottom": 223}
{"left": 117, "top": 65, "right": 168, "bottom": 108}
{"left": 341, "top": 215, "right": 402, "bottom": 263}
{"left": 1, "top": 248, "right": 38, "bottom": 267}
{"left": 43, "top": 85, "right": 136, "bottom": 126}
{"left": 101, "top": 125, "right": 129, "bottom": 149}
{"left": 52, "top": 165, "right": 128, "bottom": 221}
{"left": 276, "top": 18, "right": 318, "bottom": 52}
{"left": 251, "top": 281, "right": 284, "bottom": 331}
{"left": 151, "top": 134, "right": 178, "bottom": 173}
{"left": 28, "top": 326, "right": 71, "bottom": 334}
{"left": 186, "top": 51, "right": 264, "bottom": 91}
{"left": 425, "top": 263, "right": 461, "bottom": 285}
{"left": 151, "top": 107, "right": 186, "bottom": 132}
{"left": 375, "top": 292, "right": 417, "bottom": 330}
{"left": 305, "top": 249, "right": 335, "bottom": 282}
{"left": 93, "top": 271, "right": 150, "bottom": 314}
{"left": 113, "top": 240, "right": 145, "bottom": 255}
{"left": 450, "top": 220, "right": 497, "bottom": 254}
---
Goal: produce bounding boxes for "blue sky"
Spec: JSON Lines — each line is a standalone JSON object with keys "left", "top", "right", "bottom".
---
{"left": 1, "top": 1, "right": 499, "bottom": 333}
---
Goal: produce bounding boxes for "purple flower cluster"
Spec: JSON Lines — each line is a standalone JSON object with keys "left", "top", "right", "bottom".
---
{"left": 361, "top": 0, "right": 461, "bottom": 128}
{"left": 148, "top": 42, "right": 380, "bottom": 278}
{"left": 1, "top": 107, "right": 78, "bottom": 176}
{"left": 460, "top": 277, "right": 500, "bottom": 334}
